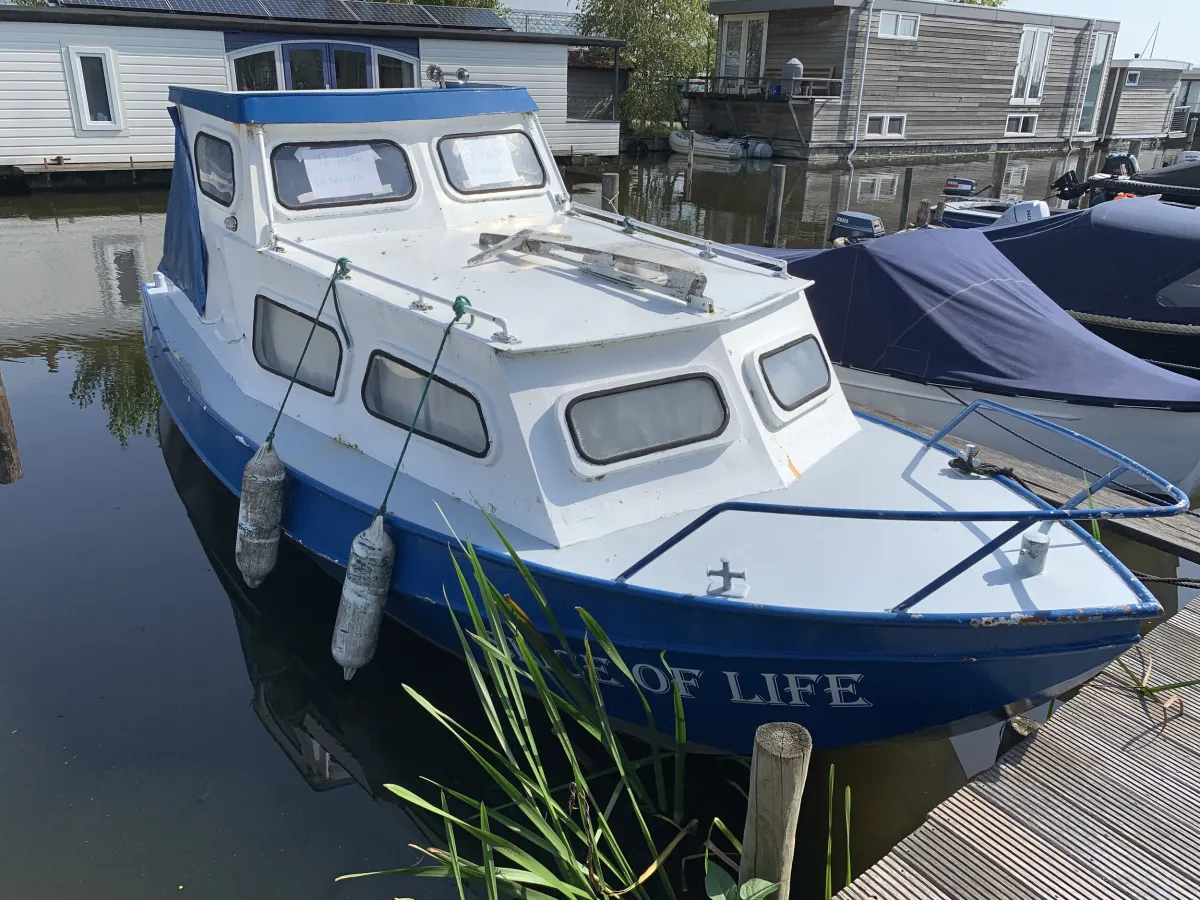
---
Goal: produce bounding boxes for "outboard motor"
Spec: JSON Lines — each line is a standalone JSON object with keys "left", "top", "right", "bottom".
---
{"left": 943, "top": 177, "right": 977, "bottom": 198}
{"left": 1102, "top": 152, "right": 1141, "bottom": 177}
{"left": 830, "top": 211, "right": 885, "bottom": 243}
{"left": 993, "top": 200, "right": 1050, "bottom": 227}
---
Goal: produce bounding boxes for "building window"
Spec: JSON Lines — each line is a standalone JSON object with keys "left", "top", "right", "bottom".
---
{"left": 1004, "top": 164, "right": 1029, "bottom": 189}
{"left": 1125, "top": 70, "right": 1141, "bottom": 87}
{"left": 1005, "top": 114, "right": 1038, "bottom": 136}
{"left": 857, "top": 174, "right": 898, "bottom": 201}
{"left": 1011, "top": 26, "right": 1053, "bottom": 105}
{"left": 253, "top": 296, "right": 342, "bottom": 396}
{"left": 878, "top": 11, "right": 919, "bottom": 39}
{"left": 194, "top": 133, "right": 235, "bottom": 207}
{"left": 1077, "top": 32, "right": 1113, "bottom": 133}
{"left": 438, "top": 131, "right": 546, "bottom": 194}
{"left": 233, "top": 50, "right": 279, "bottom": 91}
{"left": 272, "top": 140, "right": 415, "bottom": 210}
{"left": 865, "top": 114, "right": 906, "bottom": 138}
{"left": 65, "top": 47, "right": 122, "bottom": 130}
{"left": 377, "top": 51, "right": 415, "bottom": 88}
{"left": 362, "top": 351, "right": 490, "bottom": 458}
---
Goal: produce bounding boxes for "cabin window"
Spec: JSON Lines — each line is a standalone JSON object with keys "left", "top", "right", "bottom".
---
{"left": 438, "top": 132, "right": 547, "bottom": 194}
{"left": 566, "top": 374, "right": 729, "bottom": 465}
{"left": 377, "top": 51, "right": 416, "bottom": 88}
{"left": 253, "top": 296, "right": 342, "bottom": 396}
{"left": 878, "top": 11, "right": 919, "bottom": 39}
{"left": 759, "top": 336, "right": 830, "bottom": 412}
{"left": 1125, "top": 70, "right": 1141, "bottom": 88}
{"left": 194, "top": 133, "right": 235, "bottom": 207}
{"left": 233, "top": 51, "right": 279, "bottom": 91}
{"left": 271, "top": 140, "right": 415, "bottom": 210}
{"left": 1011, "top": 26, "right": 1053, "bottom": 105}
{"left": 857, "top": 175, "right": 898, "bottom": 201}
{"left": 66, "top": 47, "right": 122, "bottom": 131}
{"left": 362, "top": 352, "right": 489, "bottom": 457}
{"left": 1005, "top": 114, "right": 1038, "bottom": 136}
{"left": 865, "top": 114, "right": 905, "bottom": 138}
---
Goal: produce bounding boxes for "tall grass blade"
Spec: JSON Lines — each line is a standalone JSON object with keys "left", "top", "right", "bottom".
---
{"left": 442, "top": 791, "right": 467, "bottom": 900}
{"left": 825, "top": 764, "right": 834, "bottom": 900}
{"left": 661, "top": 651, "right": 687, "bottom": 824}
{"left": 481, "top": 804, "right": 500, "bottom": 900}
{"left": 844, "top": 784, "right": 852, "bottom": 889}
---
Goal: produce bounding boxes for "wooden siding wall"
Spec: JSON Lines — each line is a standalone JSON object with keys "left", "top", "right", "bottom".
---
{"left": 762, "top": 8, "right": 849, "bottom": 78}
{"left": 1109, "top": 68, "right": 1184, "bottom": 136}
{"left": 814, "top": 7, "right": 1109, "bottom": 147}
{"left": 0, "top": 22, "right": 229, "bottom": 167}
{"left": 566, "top": 66, "right": 626, "bottom": 120}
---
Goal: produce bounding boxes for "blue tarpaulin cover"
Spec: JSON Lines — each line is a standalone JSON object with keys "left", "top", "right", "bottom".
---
{"left": 983, "top": 197, "right": 1200, "bottom": 327}
{"left": 159, "top": 106, "right": 207, "bottom": 316}
{"left": 745, "top": 228, "right": 1200, "bottom": 409}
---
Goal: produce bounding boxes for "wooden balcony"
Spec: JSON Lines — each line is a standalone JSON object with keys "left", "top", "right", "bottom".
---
{"left": 680, "top": 74, "right": 843, "bottom": 102}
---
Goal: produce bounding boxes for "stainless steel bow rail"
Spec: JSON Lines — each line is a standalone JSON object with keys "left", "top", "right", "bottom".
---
{"left": 615, "top": 399, "right": 1189, "bottom": 613}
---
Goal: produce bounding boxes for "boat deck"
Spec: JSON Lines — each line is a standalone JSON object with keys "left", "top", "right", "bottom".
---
{"left": 836, "top": 598, "right": 1200, "bottom": 900}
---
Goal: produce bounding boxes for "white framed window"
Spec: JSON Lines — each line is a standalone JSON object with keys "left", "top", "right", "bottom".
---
{"left": 253, "top": 295, "right": 342, "bottom": 396}
{"left": 720, "top": 13, "right": 769, "bottom": 83}
{"left": 1005, "top": 113, "right": 1038, "bottom": 136}
{"left": 230, "top": 47, "right": 282, "bottom": 91}
{"left": 1125, "top": 70, "right": 1141, "bottom": 87}
{"left": 64, "top": 47, "right": 122, "bottom": 131}
{"left": 228, "top": 43, "right": 421, "bottom": 92}
{"left": 878, "top": 11, "right": 919, "bottom": 39}
{"left": 857, "top": 174, "right": 899, "bottom": 201}
{"left": 1004, "top": 164, "right": 1029, "bottom": 189}
{"left": 375, "top": 49, "right": 418, "bottom": 88}
{"left": 1011, "top": 26, "right": 1053, "bottom": 105}
{"left": 865, "top": 113, "right": 906, "bottom": 138}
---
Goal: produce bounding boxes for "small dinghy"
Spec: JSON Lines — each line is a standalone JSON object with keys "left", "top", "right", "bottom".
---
{"left": 144, "top": 85, "right": 1184, "bottom": 753}
{"left": 985, "top": 197, "right": 1200, "bottom": 377}
{"left": 668, "top": 129, "right": 772, "bottom": 160}
{"left": 940, "top": 198, "right": 1056, "bottom": 229}
{"left": 756, "top": 227, "right": 1200, "bottom": 495}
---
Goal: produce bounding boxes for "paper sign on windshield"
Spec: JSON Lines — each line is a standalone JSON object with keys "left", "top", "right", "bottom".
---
{"left": 301, "top": 145, "right": 385, "bottom": 200}
{"left": 456, "top": 135, "right": 519, "bottom": 187}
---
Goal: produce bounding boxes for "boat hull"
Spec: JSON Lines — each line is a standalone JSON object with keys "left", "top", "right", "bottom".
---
{"left": 145, "top": 309, "right": 1152, "bottom": 754}
{"left": 836, "top": 366, "right": 1200, "bottom": 495}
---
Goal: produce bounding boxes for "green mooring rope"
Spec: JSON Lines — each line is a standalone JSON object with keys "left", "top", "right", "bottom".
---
{"left": 265, "top": 256, "right": 351, "bottom": 445}
{"left": 376, "top": 295, "right": 472, "bottom": 516}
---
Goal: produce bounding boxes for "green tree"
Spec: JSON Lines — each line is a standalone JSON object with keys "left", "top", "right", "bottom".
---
{"left": 70, "top": 337, "right": 161, "bottom": 448}
{"left": 580, "top": 0, "right": 715, "bottom": 132}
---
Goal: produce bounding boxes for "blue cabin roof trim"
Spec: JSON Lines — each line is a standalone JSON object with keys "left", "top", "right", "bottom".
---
{"left": 168, "top": 85, "right": 539, "bottom": 124}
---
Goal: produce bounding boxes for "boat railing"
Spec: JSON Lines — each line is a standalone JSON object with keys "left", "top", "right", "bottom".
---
{"left": 275, "top": 236, "right": 519, "bottom": 344}
{"left": 615, "top": 399, "right": 1188, "bottom": 613}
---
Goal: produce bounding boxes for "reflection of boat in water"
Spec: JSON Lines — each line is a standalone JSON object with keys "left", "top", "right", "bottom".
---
{"left": 665, "top": 154, "right": 774, "bottom": 177}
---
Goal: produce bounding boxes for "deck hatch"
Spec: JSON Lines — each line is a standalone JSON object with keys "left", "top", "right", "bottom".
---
{"left": 362, "top": 351, "right": 490, "bottom": 458}
{"left": 759, "top": 335, "right": 830, "bottom": 411}
{"left": 271, "top": 139, "right": 414, "bottom": 210}
{"left": 253, "top": 295, "right": 342, "bottom": 395}
{"left": 566, "top": 374, "right": 729, "bottom": 465}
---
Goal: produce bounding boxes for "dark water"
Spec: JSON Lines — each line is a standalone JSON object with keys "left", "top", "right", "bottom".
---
{"left": 0, "top": 178, "right": 1194, "bottom": 898}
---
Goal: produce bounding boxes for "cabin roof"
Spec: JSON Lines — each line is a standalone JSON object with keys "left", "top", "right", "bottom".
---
{"left": 706, "top": 0, "right": 1118, "bottom": 32}
{"left": 170, "top": 86, "right": 537, "bottom": 125}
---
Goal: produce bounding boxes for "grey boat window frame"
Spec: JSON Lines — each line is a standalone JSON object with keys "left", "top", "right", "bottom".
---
{"left": 436, "top": 129, "right": 548, "bottom": 196}
{"left": 564, "top": 373, "right": 731, "bottom": 466}
{"left": 758, "top": 334, "right": 831, "bottom": 412}
{"left": 270, "top": 138, "right": 416, "bottom": 211}
{"left": 252, "top": 294, "right": 343, "bottom": 397}
{"left": 360, "top": 349, "right": 491, "bottom": 459}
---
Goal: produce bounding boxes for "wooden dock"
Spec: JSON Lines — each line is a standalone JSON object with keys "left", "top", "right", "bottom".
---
{"left": 836, "top": 597, "right": 1200, "bottom": 899}
{"left": 857, "top": 406, "right": 1200, "bottom": 565}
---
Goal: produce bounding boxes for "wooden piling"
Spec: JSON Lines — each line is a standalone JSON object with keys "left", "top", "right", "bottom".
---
{"left": 990, "top": 151, "right": 1010, "bottom": 199}
{"left": 914, "top": 199, "right": 932, "bottom": 228}
{"left": 931, "top": 199, "right": 946, "bottom": 225}
{"left": 0, "top": 368, "right": 23, "bottom": 485}
{"left": 763, "top": 164, "right": 786, "bottom": 248}
{"left": 601, "top": 172, "right": 619, "bottom": 213}
{"left": 898, "top": 167, "right": 914, "bottom": 229}
{"left": 689, "top": 129, "right": 696, "bottom": 168}
{"left": 739, "top": 722, "right": 812, "bottom": 900}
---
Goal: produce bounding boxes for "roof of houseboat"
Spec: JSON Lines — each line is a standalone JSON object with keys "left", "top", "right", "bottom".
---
{"left": 169, "top": 85, "right": 539, "bottom": 124}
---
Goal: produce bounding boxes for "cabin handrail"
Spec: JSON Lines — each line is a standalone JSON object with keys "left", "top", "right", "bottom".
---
{"left": 569, "top": 205, "right": 789, "bottom": 276}
{"left": 274, "top": 236, "right": 518, "bottom": 344}
{"left": 615, "top": 399, "right": 1187, "bottom": 613}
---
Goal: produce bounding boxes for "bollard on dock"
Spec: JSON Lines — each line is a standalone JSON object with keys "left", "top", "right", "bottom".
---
{"left": 739, "top": 721, "right": 812, "bottom": 900}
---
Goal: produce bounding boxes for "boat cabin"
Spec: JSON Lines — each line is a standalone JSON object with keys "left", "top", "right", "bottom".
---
{"left": 160, "top": 86, "right": 859, "bottom": 549}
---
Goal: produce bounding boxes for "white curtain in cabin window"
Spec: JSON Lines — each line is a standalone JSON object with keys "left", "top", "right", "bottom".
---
{"left": 760, "top": 337, "right": 830, "bottom": 410}
{"left": 253, "top": 297, "right": 341, "bottom": 395}
{"left": 364, "top": 355, "right": 489, "bottom": 457}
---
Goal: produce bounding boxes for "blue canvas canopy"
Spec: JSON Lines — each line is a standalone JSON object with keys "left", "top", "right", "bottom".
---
{"left": 982, "top": 197, "right": 1200, "bottom": 327}
{"left": 746, "top": 228, "right": 1200, "bottom": 409}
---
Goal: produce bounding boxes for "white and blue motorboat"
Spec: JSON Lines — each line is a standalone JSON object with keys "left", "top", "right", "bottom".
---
{"left": 143, "top": 84, "right": 1186, "bottom": 754}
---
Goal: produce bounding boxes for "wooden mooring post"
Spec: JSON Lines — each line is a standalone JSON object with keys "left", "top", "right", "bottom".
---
{"left": 763, "top": 164, "right": 786, "bottom": 248}
{"left": 601, "top": 172, "right": 619, "bottom": 213}
{"left": 739, "top": 722, "right": 812, "bottom": 900}
{"left": 897, "top": 166, "right": 914, "bottom": 229}
{"left": 0, "top": 367, "right": 23, "bottom": 485}
{"left": 914, "top": 199, "right": 932, "bottom": 228}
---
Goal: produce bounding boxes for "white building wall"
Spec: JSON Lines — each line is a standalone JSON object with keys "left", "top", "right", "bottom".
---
{"left": 0, "top": 23, "right": 230, "bottom": 168}
{"left": 420, "top": 38, "right": 619, "bottom": 156}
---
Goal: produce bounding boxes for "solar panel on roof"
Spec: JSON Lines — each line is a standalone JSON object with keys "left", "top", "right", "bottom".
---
{"left": 425, "top": 5, "right": 507, "bottom": 29}
{"left": 349, "top": 2, "right": 439, "bottom": 26}
{"left": 168, "top": 0, "right": 271, "bottom": 16}
{"left": 59, "top": 0, "right": 177, "bottom": 11}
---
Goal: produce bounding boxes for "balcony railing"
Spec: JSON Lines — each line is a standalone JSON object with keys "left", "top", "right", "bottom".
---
{"left": 1170, "top": 105, "right": 1191, "bottom": 134}
{"left": 681, "top": 75, "right": 843, "bottom": 100}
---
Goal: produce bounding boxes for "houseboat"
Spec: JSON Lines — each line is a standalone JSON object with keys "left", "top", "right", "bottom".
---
{"left": 143, "top": 84, "right": 1185, "bottom": 754}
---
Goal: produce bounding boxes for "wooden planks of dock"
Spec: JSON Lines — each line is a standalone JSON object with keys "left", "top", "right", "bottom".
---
{"left": 836, "top": 597, "right": 1200, "bottom": 900}
{"left": 857, "top": 406, "right": 1200, "bottom": 566}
